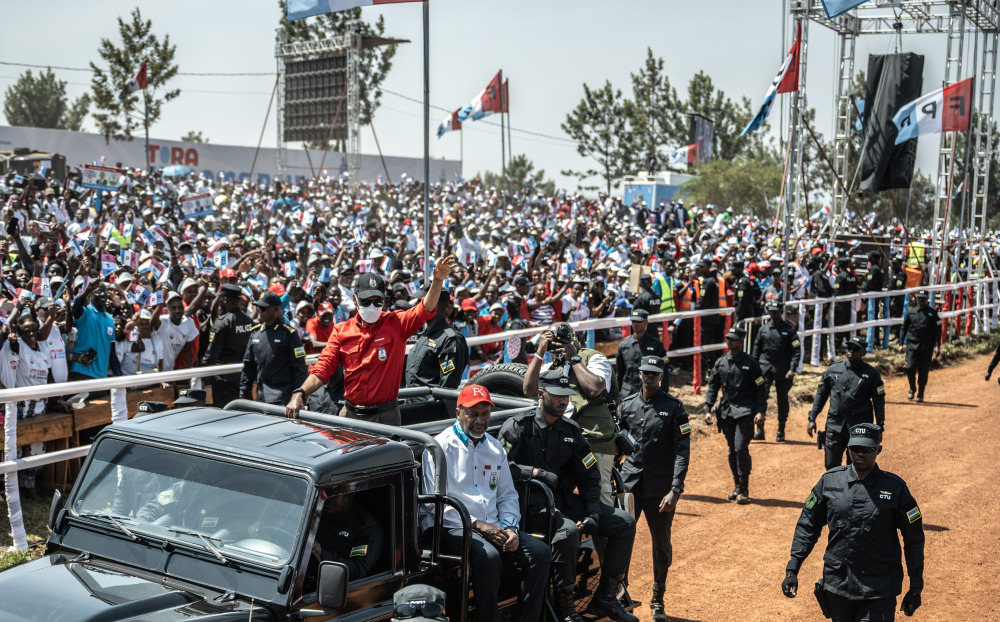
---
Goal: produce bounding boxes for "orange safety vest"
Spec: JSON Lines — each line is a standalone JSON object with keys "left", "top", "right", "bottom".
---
{"left": 697, "top": 275, "right": 726, "bottom": 316}
{"left": 679, "top": 280, "right": 699, "bottom": 311}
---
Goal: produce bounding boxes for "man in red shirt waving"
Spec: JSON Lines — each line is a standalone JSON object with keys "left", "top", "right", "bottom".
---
{"left": 284, "top": 255, "right": 457, "bottom": 425}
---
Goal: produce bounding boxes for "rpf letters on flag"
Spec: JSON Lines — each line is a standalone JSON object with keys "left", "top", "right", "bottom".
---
{"left": 286, "top": 0, "right": 424, "bottom": 21}
{"left": 892, "top": 77, "right": 973, "bottom": 145}
{"left": 457, "top": 72, "right": 504, "bottom": 123}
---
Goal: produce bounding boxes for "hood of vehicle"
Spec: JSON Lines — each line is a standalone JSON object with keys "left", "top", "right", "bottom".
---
{"left": 0, "top": 555, "right": 253, "bottom": 621}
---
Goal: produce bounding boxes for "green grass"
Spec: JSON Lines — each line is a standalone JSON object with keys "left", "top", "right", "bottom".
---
{"left": 0, "top": 493, "right": 52, "bottom": 571}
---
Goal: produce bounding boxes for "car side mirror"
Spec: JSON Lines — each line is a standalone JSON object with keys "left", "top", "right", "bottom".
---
{"left": 48, "top": 489, "right": 63, "bottom": 531}
{"left": 317, "top": 561, "right": 348, "bottom": 609}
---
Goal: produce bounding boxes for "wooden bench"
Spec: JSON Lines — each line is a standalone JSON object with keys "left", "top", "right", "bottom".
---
{"left": 0, "top": 411, "right": 75, "bottom": 492}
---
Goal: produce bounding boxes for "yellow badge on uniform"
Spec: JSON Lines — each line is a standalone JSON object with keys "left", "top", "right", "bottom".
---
{"left": 679, "top": 422, "right": 691, "bottom": 435}
{"left": 906, "top": 506, "right": 921, "bottom": 523}
{"left": 208, "top": 332, "right": 215, "bottom": 343}
{"left": 876, "top": 386, "right": 885, "bottom": 395}
{"left": 350, "top": 544, "right": 368, "bottom": 557}
{"left": 582, "top": 452, "right": 597, "bottom": 469}
{"left": 755, "top": 376, "right": 765, "bottom": 386}
{"left": 440, "top": 359, "right": 455, "bottom": 374}
{"left": 791, "top": 339, "right": 800, "bottom": 348}
{"left": 294, "top": 346, "right": 306, "bottom": 358}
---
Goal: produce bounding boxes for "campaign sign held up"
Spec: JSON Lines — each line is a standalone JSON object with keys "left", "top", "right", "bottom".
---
{"left": 181, "top": 193, "right": 215, "bottom": 219}
{"left": 82, "top": 165, "right": 121, "bottom": 192}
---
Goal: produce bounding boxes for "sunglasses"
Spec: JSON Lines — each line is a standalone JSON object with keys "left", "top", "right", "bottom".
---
{"left": 395, "top": 602, "right": 444, "bottom": 619}
{"left": 848, "top": 445, "right": 876, "bottom": 454}
{"left": 358, "top": 299, "right": 384, "bottom": 308}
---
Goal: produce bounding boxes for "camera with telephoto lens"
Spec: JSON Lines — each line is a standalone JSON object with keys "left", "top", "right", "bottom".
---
{"left": 549, "top": 323, "right": 575, "bottom": 367}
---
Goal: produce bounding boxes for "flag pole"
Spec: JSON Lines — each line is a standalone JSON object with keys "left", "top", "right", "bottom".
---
{"left": 499, "top": 69, "right": 506, "bottom": 203}
{"left": 782, "top": 89, "right": 798, "bottom": 305}
{"left": 422, "top": 0, "right": 431, "bottom": 276}
{"left": 143, "top": 78, "right": 150, "bottom": 172}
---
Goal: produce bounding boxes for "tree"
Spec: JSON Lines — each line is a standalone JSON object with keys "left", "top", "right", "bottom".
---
{"left": 561, "top": 81, "right": 636, "bottom": 195}
{"left": 680, "top": 157, "right": 783, "bottom": 216}
{"left": 90, "top": 7, "right": 180, "bottom": 143}
{"left": 479, "top": 154, "right": 556, "bottom": 197}
{"left": 180, "top": 130, "right": 208, "bottom": 143}
{"left": 626, "top": 48, "right": 680, "bottom": 170}
{"left": 3, "top": 69, "right": 90, "bottom": 131}
{"left": 278, "top": 1, "right": 399, "bottom": 150}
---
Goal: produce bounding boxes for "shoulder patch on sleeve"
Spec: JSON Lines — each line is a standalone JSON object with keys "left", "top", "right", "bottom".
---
{"left": 876, "top": 385, "right": 885, "bottom": 395}
{"left": 791, "top": 339, "right": 800, "bottom": 348}
{"left": 294, "top": 346, "right": 306, "bottom": 358}
{"left": 440, "top": 359, "right": 456, "bottom": 374}
{"left": 286, "top": 324, "right": 297, "bottom": 332}
{"left": 208, "top": 331, "right": 215, "bottom": 342}
{"left": 906, "top": 506, "right": 921, "bottom": 523}
{"left": 805, "top": 491, "right": 817, "bottom": 510}
{"left": 350, "top": 544, "right": 368, "bottom": 557}
{"left": 582, "top": 452, "right": 597, "bottom": 469}
{"left": 679, "top": 422, "right": 691, "bottom": 435}
{"left": 754, "top": 376, "right": 765, "bottom": 386}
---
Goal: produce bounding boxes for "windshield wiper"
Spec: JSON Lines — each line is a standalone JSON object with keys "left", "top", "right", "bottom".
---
{"left": 77, "top": 512, "right": 140, "bottom": 541}
{"left": 163, "top": 526, "right": 228, "bottom": 564}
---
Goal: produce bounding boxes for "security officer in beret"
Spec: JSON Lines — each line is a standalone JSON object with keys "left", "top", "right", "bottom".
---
{"left": 704, "top": 326, "right": 767, "bottom": 504}
{"left": 615, "top": 308, "right": 667, "bottom": 400}
{"left": 618, "top": 356, "right": 690, "bottom": 622}
{"left": 500, "top": 370, "right": 639, "bottom": 622}
{"left": 783, "top": 423, "right": 924, "bottom": 620}
{"left": 899, "top": 290, "right": 941, "bottom": 402}
{"left": 309, "top": 491, "right": 384, "bottom": 582}
{"left": 808, "top": 336, "right": 886, "bottom": 470}
{"left": 751, "top": 300, "right": 801, "bottom": 442}
{"left": 404, "top": 288, "right": 468, "bottom": 410}
{"left": 240, "top": 291, "right": 310, "bottom": 405}
{"left": 202, "top": 283, "right": 253, "bottom": 406}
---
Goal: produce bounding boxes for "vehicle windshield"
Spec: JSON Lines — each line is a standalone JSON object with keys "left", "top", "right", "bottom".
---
{"left": 70, "top": 438, "right": 309, "bottom": 566}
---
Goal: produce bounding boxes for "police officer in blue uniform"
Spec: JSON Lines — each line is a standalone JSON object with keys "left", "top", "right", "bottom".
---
{"left": 240, "top": 291, "right": 310, "bottom": 405}
{"left": 751, "top": 300, "right": 801, "bottom": 442}
{"left": 783, "top": 423, "right": 924, "bottom": 620}
{"left": 618, "top": 356, "right": 689, "bottom": 622}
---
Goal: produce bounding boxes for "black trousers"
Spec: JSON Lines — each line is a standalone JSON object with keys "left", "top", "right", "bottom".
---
{"left": 824, "top": 426, "right": 849, "bottom": 470}
{"left": 633, "top": 493, "right": 676, "bottom": 586}
{"left": 763, "top": 370, "right": 794, "bottom": 425}
{"left": 720, "top": 416, "right": 754, "bottom": 484}
{"left": 826, "top": 591, "right": 897, "bottom": 622}
{"left": 905, "top": 347, "right": 933, "bottom": 393}
{"left": 525, "top": 502, "right": 636, "bottom": 590}
{"left": 439, "top": 527, "right": 551, "bottom": 622}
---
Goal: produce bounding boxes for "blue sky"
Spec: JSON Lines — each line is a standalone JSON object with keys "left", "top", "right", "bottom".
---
{"left": 1, "top": 0, "right": 988, "bottom": 194}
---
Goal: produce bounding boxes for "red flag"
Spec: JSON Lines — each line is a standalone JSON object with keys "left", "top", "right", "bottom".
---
{"left": 777, "top": 22, "right": 801, "bottom": 94}
{"left": 135, "top": 60, "right": 148, "bottom": 91}
{"left": 481, "top": 72, "right": 503, "bottom": 114}
{"left": 942, "top": 77, "right": 974, "bottom": 131}
{"left": 501, "top": 79, "right": 509, "bottom": 114}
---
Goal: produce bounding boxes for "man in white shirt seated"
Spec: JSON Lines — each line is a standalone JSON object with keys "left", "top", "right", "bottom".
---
{"left": 421, "top": 385, "right": 551, "bottom": 622}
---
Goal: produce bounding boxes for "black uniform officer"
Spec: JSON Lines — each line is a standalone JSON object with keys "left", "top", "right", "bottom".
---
{"left": 888, "top": 257, "right": 908, "bottom": 340}
{"left": 618, "top": 356, "right": 689, "bottom": 622}
{"left": 704, "top": 326, "right": 766, "bottom": 504}
{"left": 310, "top": 491, "right": 384, "bottom": 582}
{"left": 833, "top": 257, "right": 858, "bottom": 347}
{"left": 731, "top": 261, "right": 757, "bottom": 324}
{"left": 862, "top": 250, "right": 886, "bottom": 347}
{"left": 201, "top": 283, "right": 253, "bottom": 406}
{"left": 899, "top": 290, "right": 941, "bottom": 402}
{"left": 808, "top": 336, "right": 886, "bottom": 470}
{"left": 782, "top": 424, "right": 924, "bottom": 620}
{"left": 404, "top": 289, "right": 468, "bottom": 410}
{"left": 615, "top": 308, "right": 667, "bottom": 399}
{"left": 751, "top": 300, "right": 801, "bottom": 442}
{"left": 697, "top": 259, "right": 725, "bottom": 372}
{"left": 500, "top": 370, "right": 638, "bottom": 622}
{"left": 240, "top": 291, "right": 309, "bottom": 405}
{"left": 634, "top": 273, "right": 661, "bottom": 316}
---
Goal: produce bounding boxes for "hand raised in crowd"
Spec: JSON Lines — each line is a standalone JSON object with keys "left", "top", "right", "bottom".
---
{"left": 432, "top": 255, "right": 458, "bottom": 281}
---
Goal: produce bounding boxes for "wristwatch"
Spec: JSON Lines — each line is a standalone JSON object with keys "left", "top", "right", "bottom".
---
{"left": 568, "top": 355, "right": 582, "bottom": 365}
{"left": 291, "top": 387, "right": 306, "bottom": 398}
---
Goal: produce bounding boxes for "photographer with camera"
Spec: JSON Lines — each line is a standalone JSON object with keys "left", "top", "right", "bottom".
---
{"left": 523, "top": 321, "right": 619, "bottom": 505}
{"left": 618, "top": 356, "right": 690, "bottom": 622}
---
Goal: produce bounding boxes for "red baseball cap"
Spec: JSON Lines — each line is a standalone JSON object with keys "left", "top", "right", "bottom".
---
{"left": 461, "top": 299, "right": 478, "bottom": 312}
{"left": 269, "top": 283, "right": 286, "bottom": 296}
{"left": 457, "top": 384, "right": 494, "bottom": 408}
{"left": 318, "top": 302, "right": 334, "bottom": 315}
{"left": 220, "top": 268, "right": 237, "bottom": 278}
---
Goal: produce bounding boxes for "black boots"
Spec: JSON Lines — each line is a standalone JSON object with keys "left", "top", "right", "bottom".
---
{"left": 555, "top": 587, "right": 584, "bottom": 622}
{"left": 736, "top": 477, "right": 750, "bottom": 505}
{"left": 776, "top": 421, "right": 786, "bottom": 442}
{"left": 649, "top": 584, "right": 667, "bottom": 621}
{"left": 753, "top": 425, "right": 765, "bottom": 441}
{"left": 587, "top": 577, "right": 639, "bottom": 622}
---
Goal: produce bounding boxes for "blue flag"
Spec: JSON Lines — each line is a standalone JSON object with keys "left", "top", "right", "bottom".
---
{"left": 820, "top": 0, "right": 870, "bottom": 18}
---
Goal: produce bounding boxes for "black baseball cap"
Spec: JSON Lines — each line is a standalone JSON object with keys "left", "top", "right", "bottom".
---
{"left": 393, "top": 584, "right": 447, "bottom": 621}
{"left": 219, "top": 283, "right": 242, "bottom": 298}
{"left": 848, "top": 422, "right": 882, "bottom": 449}
{"left": 173, "top": 389, "right": 207, "bottom": 406}
{"left": 639, "top": 356, "right": 665, "bottom": 373}
{"left": 725, "top": 326, "right": 746, "bottom": 341}
{"left": 846, "top": 336, "right": 869, "bottom": 351}
{"left": 356, "top": 273, "right": 387, "bottom": 299}
{"left": 629, "top": 308, "right": 649, "bottom": 322}
{"left": 136, "top": 401, "right": 169, "bottom": 416}
{"left": 765, "top": 301, "right": 784, "bottom": 313}
{"left": 254, "top": 291, "right": 282, "bottom": 308}
{"left": 538, "top": 370, "right": 577, "bottom": 396}
{"left": 915, "top": 289, "right": 930, "bottom": 298}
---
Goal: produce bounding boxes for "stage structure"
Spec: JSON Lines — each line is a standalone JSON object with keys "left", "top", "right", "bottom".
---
{"left": 788, "top": 0, "right": 999, "bottom": 284}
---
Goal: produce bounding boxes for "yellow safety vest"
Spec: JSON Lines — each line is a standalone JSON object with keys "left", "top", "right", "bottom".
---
{"left": 654, "top": 275, "right": 676, "bottom": 313}
{"left": 906, "top": 242, "right": 926, "bottom": 268}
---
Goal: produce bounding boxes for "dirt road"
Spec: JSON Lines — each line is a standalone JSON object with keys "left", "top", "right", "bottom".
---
{"left": 626, "top": 352, "right": 1000, "bottom": 621}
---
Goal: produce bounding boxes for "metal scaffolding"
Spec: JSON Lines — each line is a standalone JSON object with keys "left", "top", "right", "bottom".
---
{"left": 790, "top": 0, "right": 999, "bottom": 284}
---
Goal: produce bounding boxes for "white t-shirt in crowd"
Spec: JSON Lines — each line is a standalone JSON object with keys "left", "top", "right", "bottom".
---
{"left": 117, "top": 333, "right": 166, "bottom": 376}
{"left": 155, "top": 316, "right": 198, "bottom": 372}
{"left": 41, "top": 325, "right": 68, "bottom": 384}
{"left": 0, "top": 340, "right": 50, "bottom": 416}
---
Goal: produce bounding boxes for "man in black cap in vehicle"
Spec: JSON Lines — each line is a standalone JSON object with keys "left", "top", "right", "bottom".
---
{"left": 751, "top": 300, "right": 801, "bottom": 441}
{"left": 240, "top": 291, "right": 310, "bottom": 405}
{"left": 202, "top": 283, "right": 253, "bottom": 406}
{"left": 500, "top": 370, "right": 639, "bottom": 622}
{"left": 899, "top": 290, "right": 941, "bottom": 402}
{"left": 783, "top": 423, "right": 924, "bottom": 620}
{"left": 704, "top": 326, "right": 767, "bottom": 504}
{"left": 618, "top": 356, "right": 690, "bottom": 622}
{"left": 615, "top": 308, "right": 667, "bottom": 400}
{"left": 808, "top": 335, "right": 886, "bottom": 470}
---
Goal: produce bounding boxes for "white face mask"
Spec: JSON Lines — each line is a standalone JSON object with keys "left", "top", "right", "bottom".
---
{"left": 357, "top": 302, "right": 383, "bottom": 323}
